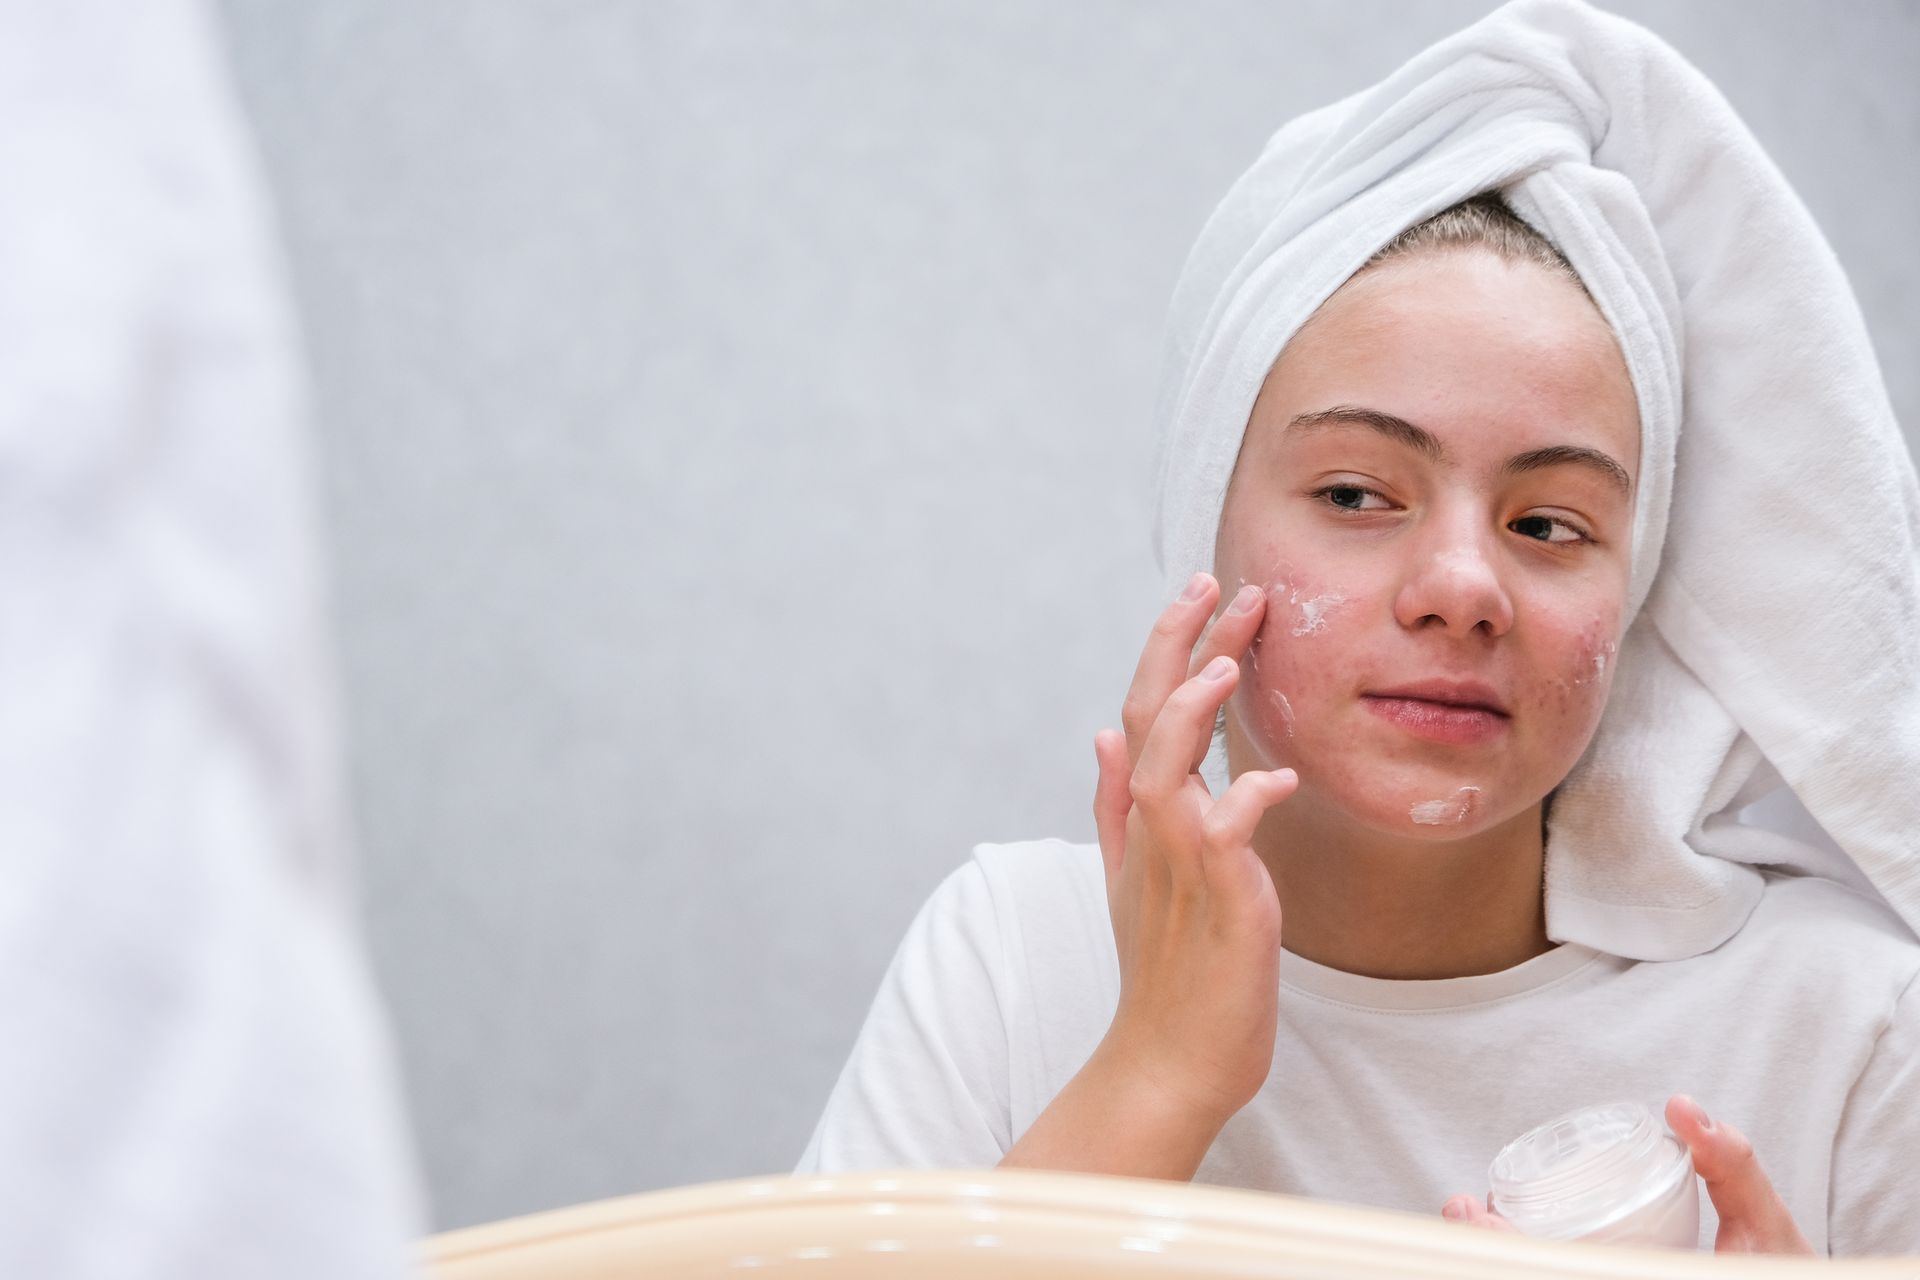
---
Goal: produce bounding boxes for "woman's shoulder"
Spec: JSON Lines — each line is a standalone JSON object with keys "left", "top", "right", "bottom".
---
{"left": 960, "top": 837, "right": 1117, "bottom": 982}
{"left": 964, "top": 837, "right": 1107, "bottom": 917}
{"left": 907, "top": 838, "right": 1108, "bottom": 953}
{"left": 1748, "top": 871, "right": 1918, "bottom": 944}
{"left": 1730, "top": 871, "right": 1920, "bottom": 995}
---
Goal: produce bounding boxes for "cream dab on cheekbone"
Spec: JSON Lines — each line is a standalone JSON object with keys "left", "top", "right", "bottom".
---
{"left": 1268, "top": 577, "right": 1348, "bottom": 637}
{"left": 1409, "top": 785, "right": 1481, "bottom": 825}
{"left": 1288, "top": 589, "right": 1347, "bottom": 636}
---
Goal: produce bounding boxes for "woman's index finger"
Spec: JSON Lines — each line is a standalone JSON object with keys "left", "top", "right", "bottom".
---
{"left": 1187, "top": 582, "right": 1268, "bottom": 681}
{"left": 1121, "top": 573, "right": 1219, "bottom": 767}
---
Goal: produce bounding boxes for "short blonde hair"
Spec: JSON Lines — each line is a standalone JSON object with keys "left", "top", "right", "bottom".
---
{"left": 1363, "top": 191, "right": 1590, "bottom": 298}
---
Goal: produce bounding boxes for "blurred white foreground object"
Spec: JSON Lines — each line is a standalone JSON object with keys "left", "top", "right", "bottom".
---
{"left": 422, "top": 1169, "right": 1912, "bottom": 1278}
{"left": 0, "top": 0, "right": 422, "bottom": 1274}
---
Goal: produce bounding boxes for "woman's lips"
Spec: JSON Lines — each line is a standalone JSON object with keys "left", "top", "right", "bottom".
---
{"left": 1362, "top": 695, "right": 1511, "bottom": 745}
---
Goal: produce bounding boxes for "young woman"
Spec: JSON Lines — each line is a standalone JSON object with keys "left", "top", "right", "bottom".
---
{"left": 797, "top": 3, "right": 1920, "bottom": 1257}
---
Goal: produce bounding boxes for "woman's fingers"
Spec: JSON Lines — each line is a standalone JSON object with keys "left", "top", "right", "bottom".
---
{"left": 1443, "top": 1101, "right": 1812, "bottom": 1256}
{"left": 1187, "top": 583, "right": 1268, "bottom": 680}
{"left": 1185, "top": 583, "right": 1269, "bottom": 765}
{"left": 1132, "top": 654, "right": 1239, "bottom": 802}
{"left": 1664, "top": 1095, "right": 1813, "bottom": 1255}
{"left": 1202, "top": 766, "right": 1297, "bottom": 887}
{"left": 1091, "top": 728, "right": 1131, "bottom": 883}
{"left": 1120, "top": 573, "right": 1220, "bottom": 767}
{"left": 1441, "top": 1193, "right": 1519, "bottom": 1233}
{"left": 1127, "top": 654, "right": 1240, "bottom": 887}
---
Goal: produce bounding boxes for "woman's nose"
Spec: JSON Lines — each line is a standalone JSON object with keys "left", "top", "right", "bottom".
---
{"left": 1391, "top": 520, "right": 1515, "bottom": 638}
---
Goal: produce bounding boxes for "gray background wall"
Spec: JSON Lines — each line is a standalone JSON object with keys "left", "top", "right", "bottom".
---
{"left": 210, "top": 1, "right": 1919, "bottom": 1232}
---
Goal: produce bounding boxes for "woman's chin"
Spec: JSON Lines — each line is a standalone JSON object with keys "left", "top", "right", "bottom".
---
{"left": 1308, "top": 768, "right": 1521, "bottom": 840}
{"left": 1233, "top": 729, "right": 1544, "bottom": 839}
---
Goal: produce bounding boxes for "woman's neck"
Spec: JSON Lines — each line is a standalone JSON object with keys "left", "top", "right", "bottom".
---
{"left": 1229, "top": 736, "right": 1553, "bottom": 980}
{"left": 1255, "top": 795, "right": 1551, "bottom": 980}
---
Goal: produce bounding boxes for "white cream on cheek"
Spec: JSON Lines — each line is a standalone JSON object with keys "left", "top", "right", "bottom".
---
{"left": 1237, "top": 623, "right": 1298, "bottom": 741}
{"left": 1566, "top": 636, "right": 1618, "bottom": 688}
{"left": 1545, "top": 619, "right": 1621, "bottom": 698}
{"left": 1270, "top": 688, "right": 1297, "bottom": 737}
{"left": 1287, "top": 586, "right": 1348, "bottom": 635}
{"left": 1243, "top": 570, "right": 1348, "bottom": 738}
{"left": 1265, "top": 573, "right": 1351, "bottom": 637}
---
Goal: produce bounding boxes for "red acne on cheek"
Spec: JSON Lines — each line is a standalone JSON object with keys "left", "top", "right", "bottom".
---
{"left": 1573, "top": 619, "right": 1619, "bottom": 687}
{"left": 1536, "top": 618, "right": 1620, "bottom": 718}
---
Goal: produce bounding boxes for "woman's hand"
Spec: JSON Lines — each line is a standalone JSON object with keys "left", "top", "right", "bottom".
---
{"left": 1440, "top": 1095, "right": 1814, "bottom": 1254}
{"left": 1662, "top": 1095, "right": 1814, "bottom": 1254}
{"left": 1090, "top": 571, "right": 1298, "bottom": 1133}
{"left": 998, "top": 571, "right": 1296, "bottom": 1180}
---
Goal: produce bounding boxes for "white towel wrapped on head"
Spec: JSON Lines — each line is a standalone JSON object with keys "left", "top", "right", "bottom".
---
{"left": 1153, "top": 0, "right": 1920, "bottom": 960}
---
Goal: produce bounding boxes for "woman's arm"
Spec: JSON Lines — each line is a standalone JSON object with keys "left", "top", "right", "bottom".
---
{"left": 998, "top": 1037, "right": 1230, "bottom": 1181}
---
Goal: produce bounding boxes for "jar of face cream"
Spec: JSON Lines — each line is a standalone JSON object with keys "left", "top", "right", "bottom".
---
{"left": 1487, "top": 1102, "right": 1699, "bottom": 1248}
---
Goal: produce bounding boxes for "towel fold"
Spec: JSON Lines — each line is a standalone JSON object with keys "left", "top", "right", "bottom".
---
{"left": 1153, "top": 0, "right": 1920, "bottom": 960}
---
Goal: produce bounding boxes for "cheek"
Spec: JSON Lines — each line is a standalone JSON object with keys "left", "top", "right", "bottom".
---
{"left": 1519, "top": 613, "right": 1622, "bottom": 732}
{"left": 1228, "top": 561, "right": 1367, "bottom": 636}
{"left": 1235, "top": 564, "right": 1376, "bottom": 747}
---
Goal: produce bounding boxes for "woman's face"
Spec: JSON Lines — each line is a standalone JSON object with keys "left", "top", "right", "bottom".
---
{"left": 1216, "top": 248, "right": 1639, "bottom": 837}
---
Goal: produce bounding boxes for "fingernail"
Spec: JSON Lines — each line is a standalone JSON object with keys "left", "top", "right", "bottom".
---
{"left": 1442, "top": 1201, "right": 1466, "bottom": 1221}
{"left": 1179, "top": 573, "right": 1209, "bottom": 603}
{"left": 1690, "top": 1099, "right": 1714, "bottom": 1132}
{"left": 1203, "top": 655, "right": 1235, "bottom": 681}
{"left": 1227, "top": 584, "right": 1262, "bottom": 615}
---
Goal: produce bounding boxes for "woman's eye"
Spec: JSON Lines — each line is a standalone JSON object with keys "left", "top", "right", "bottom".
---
{"left": 1313, "top": 484, "right": 1390, "bottom": 513}
{"left": 1510, "top": 514, "right": 1590, "bottom": 544}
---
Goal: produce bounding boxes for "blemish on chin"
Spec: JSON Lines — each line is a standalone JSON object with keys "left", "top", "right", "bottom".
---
{"left": 1409, "top": 785, "right": 1481, "bottom": 825}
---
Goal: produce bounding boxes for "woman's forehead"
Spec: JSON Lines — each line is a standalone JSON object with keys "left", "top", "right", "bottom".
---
{"left": 1258, "top": 251, "right": 1641, "bottom": 476}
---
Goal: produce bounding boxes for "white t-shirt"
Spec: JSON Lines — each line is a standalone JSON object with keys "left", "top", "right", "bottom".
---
{"left": 796, "top": 838, "right": 1920, "bottom": 1256}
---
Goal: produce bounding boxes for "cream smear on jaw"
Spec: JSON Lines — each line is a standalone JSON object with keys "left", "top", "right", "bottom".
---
{"left": 1410, "top": 785, "right": 1481, "bottom": 824}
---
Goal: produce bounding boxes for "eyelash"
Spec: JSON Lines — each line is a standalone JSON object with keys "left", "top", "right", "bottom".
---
{"left": 1308, "top": 483, "right": 1595, "bottom": 546}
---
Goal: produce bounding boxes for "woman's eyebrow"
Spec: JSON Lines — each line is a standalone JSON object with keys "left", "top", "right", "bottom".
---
{"left": 1290, "top": 406, "right": 1446, "bottom": 460}
{"left": 1287, "top": 405, "right": 1633, "bottom": 498}
{"left": 1505, "top": 443, "right": 1635, "bottom": 498}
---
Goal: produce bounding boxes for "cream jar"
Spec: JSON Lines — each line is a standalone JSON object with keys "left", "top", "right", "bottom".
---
{"left": 1487, "top": 1101, "right": 1699, "bottom": 1248}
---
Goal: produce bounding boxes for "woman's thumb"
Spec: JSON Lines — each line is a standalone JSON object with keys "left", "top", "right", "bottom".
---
{"left": 1664, "top": 1094, "right": 1810, "bottom": 1254}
